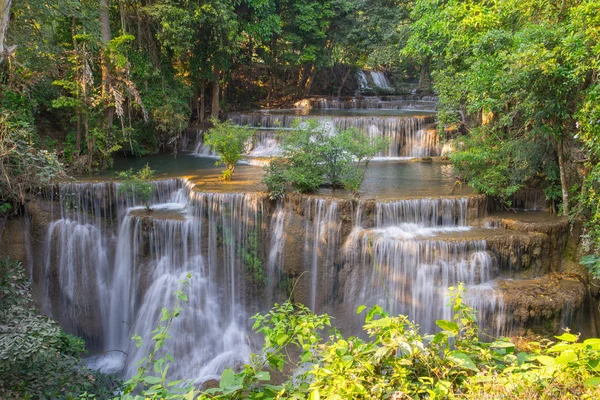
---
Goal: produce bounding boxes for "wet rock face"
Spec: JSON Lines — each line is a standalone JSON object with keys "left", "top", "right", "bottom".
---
{"left": 480, "top": 213, "right": 570, "bottom": 275}
{"left": 498, "top": 273, "right": 587, "bottom": 338}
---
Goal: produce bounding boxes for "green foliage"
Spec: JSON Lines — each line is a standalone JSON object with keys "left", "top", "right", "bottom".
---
{"left": 204, "top": 119, "right": 254, "bottom": 181}
{"left": 404, "top": 0, "right": 600, "bottom": 212}
{"left": 191, "top": 283, "right": 600, "bottom": 399}
{"left": 116, "top": 164, "right": 155, "bottom": 211}
{"left": 0, "top": 110, "right": 64, "bottom": 206}
{"left": 0, "top": 257, "right": 118, "bottom": 399}
{"left": 263, "top": 119, "right": 386, "bottom": 198}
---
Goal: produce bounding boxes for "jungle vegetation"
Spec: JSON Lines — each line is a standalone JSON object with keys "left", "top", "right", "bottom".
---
{"left": 1, "top": 0, "right": 600, "bottom": 398}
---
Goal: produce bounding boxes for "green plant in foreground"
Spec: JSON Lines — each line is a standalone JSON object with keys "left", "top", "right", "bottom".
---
{"left": 117, "top": 164, "right": 155, "bottom": 211}
{"left": 204, "top": 118, "right": 254, "bottom": 181}
{"left": 119, "top": 282, "right": 600, "bottom": 400}
{"left": 0, "top": 257, "right": 118, "bottom": 399}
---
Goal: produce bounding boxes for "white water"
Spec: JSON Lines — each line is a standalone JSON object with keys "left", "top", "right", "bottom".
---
{"left": 219, "top": 113, "right": 438, "bottom": 158}
{"left": 304, "top": 199, "right": 341, "bottom": 312}
{"left": 337, "top": 197, "right": 501, "bottom": 334}
{"left": 370, "top": 71, "right": 393, "bottom": 91}
{"left": 42, "top": 180, "right": 260, "bottom": 382}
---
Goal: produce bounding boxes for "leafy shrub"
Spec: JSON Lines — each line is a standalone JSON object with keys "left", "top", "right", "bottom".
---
{"left": 204, "top": 118, "right": 254, "bottom": 181}
{"left": 0, "top": 112, "right": 64, "bottom": 207}
{"left": 263, "top": 119, "right": 386, "bottom": 198}
{"left": 0, "top": 257, "right": 119, "bottom": 399}
{"left": 116, "top": 163, "right": 155, "bottom": 211}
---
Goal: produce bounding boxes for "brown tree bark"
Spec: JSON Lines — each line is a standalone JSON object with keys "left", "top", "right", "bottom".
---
{"left": 303, "top": 63, "right": 316, "bottom": 97}
{"left": 418, "top": 59, "right": 430, "bottom": 91}
{"left": 337, "top": 66, "right": 352, "bottom": 98}
{"left": 199, "top": 81, "right": 205, "bottom": 122}
{"left": 556, "top": 138, "right": 570, "bottom": 214}
{"left": 211, "top": 67, "right": 220, "bottom": 119}
{"left": 100, "top": 0, "right": 114, "bottom": 163}
{"left": 71, "top": 17, "right": 82, "bottom": 155}
{"left": 0, "top": 0, "right": 13, "bottom": 64}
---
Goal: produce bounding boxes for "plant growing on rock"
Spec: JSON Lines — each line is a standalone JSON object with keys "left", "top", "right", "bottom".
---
{"left": 263, "top": 119, "right": 387, "bottom": 198}
{"left": 116, "top": 163, "right": 155, "bottom": 211}
{"left": 204, "top": 118, "right": 254, "bottom": 181}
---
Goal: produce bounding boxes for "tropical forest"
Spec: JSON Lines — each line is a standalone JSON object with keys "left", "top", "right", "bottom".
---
{"left": 2, "top": 0, "right": 600, "bottom": 398}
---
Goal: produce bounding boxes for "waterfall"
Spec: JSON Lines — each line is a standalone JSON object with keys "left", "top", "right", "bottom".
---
{"left": 303, "top": 198, "right": 341, "bottom": 312}
{"left": 357, "top": 70, "right": 370, "bottom": 91}
{"left": 339, "top": 197, "right": 503, "bottom": 334}
{"left": 299, "top": 97, "right": 437, "bottom": 111}
{"left": 370, "top": 71, "right": 393, "bottom": 91}
{"left": 226, "top": 113, "right": 438, "bottom": 157}
{"left": 42, "top": 180, "right": 263, "bottom": 381}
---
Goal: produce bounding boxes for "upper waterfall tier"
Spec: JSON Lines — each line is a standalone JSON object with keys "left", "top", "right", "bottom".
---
{"left": 295, "top": 96, "right": 438, "bottom": 111}
{"left": 224, "top": 112, "right": 438, "bottom": 158}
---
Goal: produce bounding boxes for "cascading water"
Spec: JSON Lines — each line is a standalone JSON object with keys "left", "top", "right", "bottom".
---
{"left": 338, "top": 197, "right": 504, "bottom": 334}
{"left": 370, "top": 71, "right": 393, "bottom": 91}
{"left": 300, "top": 97, "right": 437, "bottom": 111}
{"left": 42, "top": 180, "right": 264, "bottom": 382}
{"left": 303, "top": 199, "right": 341, "bottom": 312}
{"left": 224, "top": 113, "right": 438, "bottom": 158}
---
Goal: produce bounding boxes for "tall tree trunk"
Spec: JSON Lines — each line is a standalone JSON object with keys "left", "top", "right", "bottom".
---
{"left": 100, "top": 0, "right": 113, "bottom": 162}
{"left": 211, "top": 67, "right": 220, "bottom": 119}
{"left": 199, "top": 81, "right": 205, "bottom": 122}
{"left": 556, "top": 138, "right": 570, "bottom": 214}
{"left": 72, "top": 17, "right": 82, "bottom": 155}
{"left": 303, "top": 63, "right": 316, "bottom": 97}
{"left": 337, "top": 66, "right": 352, "bottom": 98}
{"left": 418, "top": 59, "right": 430, "bottom": 91}
{"left": 0, "top": 0, "right": 13, "bottom": 64}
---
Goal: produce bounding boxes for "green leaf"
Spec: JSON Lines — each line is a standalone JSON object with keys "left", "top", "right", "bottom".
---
{"left": 275, "top": 332, "right": 289, "bottom": 346}
{"left": 447, "top": 351, "right": 478, "bottom": 372}
{"left": 536, "top": 356, "right": 556, "bottom": 367}
{"left": 356, "top": 305, "right": 367, "bottom": 314}
{"left": 255, "top": 371, "right": 271, "bottom": 381}
{"left": 308, "top": 389, "right": 320, "bottom": 400}
{"left": 585, "top": 377, "right": 600, "bottom": 387}
{"left": 436, "top": 320, "right": 459, "bottom": 333}
{"left": 555, "top": 333, "right": 578, "bottom": 343}
{"left": 220, "top": 368, "right": 235, "bottom": 390}
{"left": 143, "top": 375, "right": 162, "bottom": 384}
{"left": 555, "top": 351, "right": 578, "bottom": 365}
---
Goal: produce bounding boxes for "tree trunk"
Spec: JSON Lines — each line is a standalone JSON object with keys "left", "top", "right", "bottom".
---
{"left": 303, "top": 63, "right": 316, "bottom": 97}
{"left": 418, "top": 59, "right": 430, "bottom": 91}
{"left": 100, "top": 0, "right": 114, "bottom": 157}
{"left": 0, "top": 0, "right": 13, "bottom": 64}
{"left": 211, "top": 67, "right": 220, "bottom": 119}
{"left": 556, "top": 138, "right": 570, "bottom": 214}
{"left": 71, "top": 17, "right": 82, "bottom": 155}
{"left": 337, "top": 66, "right": 352, "bottom": 98}
{"left": 199, "top": 81, "right": 205, "bottom": 122}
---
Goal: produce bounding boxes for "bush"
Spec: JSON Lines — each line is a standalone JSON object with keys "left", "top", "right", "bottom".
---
{"left": 263, "top": 119, "right": 386, "bottom": 198}
{"left": 204, "top": 118, "right": 254, "bottom": 181}
{"left": 0, "top": 257, "right": 119, "bottom": 399}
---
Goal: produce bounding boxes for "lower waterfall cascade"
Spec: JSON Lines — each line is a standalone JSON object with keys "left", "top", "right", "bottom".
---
{"left": 10, "top": 172, "right": 585, "bottom": 383}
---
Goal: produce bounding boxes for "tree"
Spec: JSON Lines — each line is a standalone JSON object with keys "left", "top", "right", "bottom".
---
{"left": 0, "top": 112, "right": 64, "bottom": 207}
{"left": 204, "top": 118, "right": 254, "bottom": 181}
{"left": 263, "top": 119, "right": 386, "bottom": 197}
{"left": 403, "top": 0, "right": 597, "bottom": 212}
{"left": 0, "top": 0, "right": 13, "bottom": 64}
